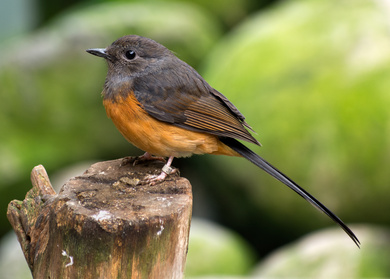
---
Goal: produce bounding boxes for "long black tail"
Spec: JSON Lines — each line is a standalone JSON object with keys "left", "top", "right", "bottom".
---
{"left": 220, "top": 137, "right": 360, "bottom": 247}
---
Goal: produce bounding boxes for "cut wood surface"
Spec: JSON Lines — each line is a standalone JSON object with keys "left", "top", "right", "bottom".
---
{"left": 7, "top": 157, "right": 193, "bottom": 279}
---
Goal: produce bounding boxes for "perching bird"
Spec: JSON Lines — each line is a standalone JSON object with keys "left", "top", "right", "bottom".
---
{"left": 87, "top": 35, "right": 360, "bottom": 247}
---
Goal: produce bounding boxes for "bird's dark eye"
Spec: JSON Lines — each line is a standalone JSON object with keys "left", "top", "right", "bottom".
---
{"left": 125, "top": 50, "right": 136, "bottom": 60}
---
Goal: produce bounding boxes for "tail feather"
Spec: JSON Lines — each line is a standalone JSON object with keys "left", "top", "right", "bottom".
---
{"left": 220, "top": 137, "right": 360, "bottom": 247}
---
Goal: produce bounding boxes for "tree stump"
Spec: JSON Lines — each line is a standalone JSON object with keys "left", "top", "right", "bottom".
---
{"left": 7, "top": 158, "right": 193, "bottom": 279}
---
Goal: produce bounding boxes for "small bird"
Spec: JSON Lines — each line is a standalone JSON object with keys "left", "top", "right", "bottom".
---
{"left": 87, "top": 35, "right": 359, "bottom": 247}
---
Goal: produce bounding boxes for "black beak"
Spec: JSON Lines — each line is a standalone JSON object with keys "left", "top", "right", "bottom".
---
{"left": 86, "top": 48, "right": 109, "bottom": 59}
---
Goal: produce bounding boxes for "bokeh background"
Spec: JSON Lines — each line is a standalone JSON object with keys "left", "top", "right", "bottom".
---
{"left": 1, "top": 0, "right": 390, "bottom": 277}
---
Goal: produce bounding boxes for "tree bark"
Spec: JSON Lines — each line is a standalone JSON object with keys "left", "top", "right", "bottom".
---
{"left": 7, "top": 158, "right": 192, "bottom": 279}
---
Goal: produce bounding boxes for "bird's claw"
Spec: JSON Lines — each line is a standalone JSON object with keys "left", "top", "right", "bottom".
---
{"left": 144, "top": 167, "right": 178, "bottom": 185}
{"left": 133, "top": 152, "right": 166, "bottom": 166}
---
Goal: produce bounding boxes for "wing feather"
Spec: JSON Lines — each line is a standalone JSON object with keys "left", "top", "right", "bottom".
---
{"left": 132, "top": 60, "right": 260, "bottom": 145}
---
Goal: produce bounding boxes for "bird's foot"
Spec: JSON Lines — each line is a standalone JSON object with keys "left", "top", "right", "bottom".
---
{"left": 144, "top": 155, "right": 177, "bottom": 185}
{"left": 145, "top": 164, "right": 178, "bottom": 185}
{"left": 132, "top": 152, "right": 166, "bottom": 166}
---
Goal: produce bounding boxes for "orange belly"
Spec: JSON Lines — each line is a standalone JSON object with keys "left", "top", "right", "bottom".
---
{"left": 103, "top": 93, "right": 240, "bottom": 158}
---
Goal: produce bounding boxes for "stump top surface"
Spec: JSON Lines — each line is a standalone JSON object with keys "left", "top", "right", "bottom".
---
{"left": 57, "top": 158, "right": 192, "bottom": 229}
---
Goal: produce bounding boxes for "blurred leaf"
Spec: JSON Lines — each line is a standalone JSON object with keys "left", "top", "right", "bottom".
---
{"left": 186, "top": 219, "right": 256, "bottom": 276}
{"left": 253, "top": 225, "right": 390, "bottom": 278}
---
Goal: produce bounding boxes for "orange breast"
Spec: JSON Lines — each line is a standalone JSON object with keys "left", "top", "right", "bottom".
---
{"left": 103, "top": 93, "right": 239, "bottom": 158}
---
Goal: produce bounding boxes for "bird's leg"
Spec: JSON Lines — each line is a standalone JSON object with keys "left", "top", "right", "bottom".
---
{"left": 133, "top": 152, "right": 166, "bottom": 166}
{"left": 145, "top": 156, "right": 177, "bottom": 185}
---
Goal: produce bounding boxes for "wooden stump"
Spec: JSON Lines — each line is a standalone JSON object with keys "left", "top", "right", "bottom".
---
{"left": 7, "top": 158, "right": 193, "bottom": 279}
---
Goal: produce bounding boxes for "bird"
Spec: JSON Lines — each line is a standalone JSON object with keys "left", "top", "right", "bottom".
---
{"left": 86, "top": 35, "right": 360, "bottom": 247}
